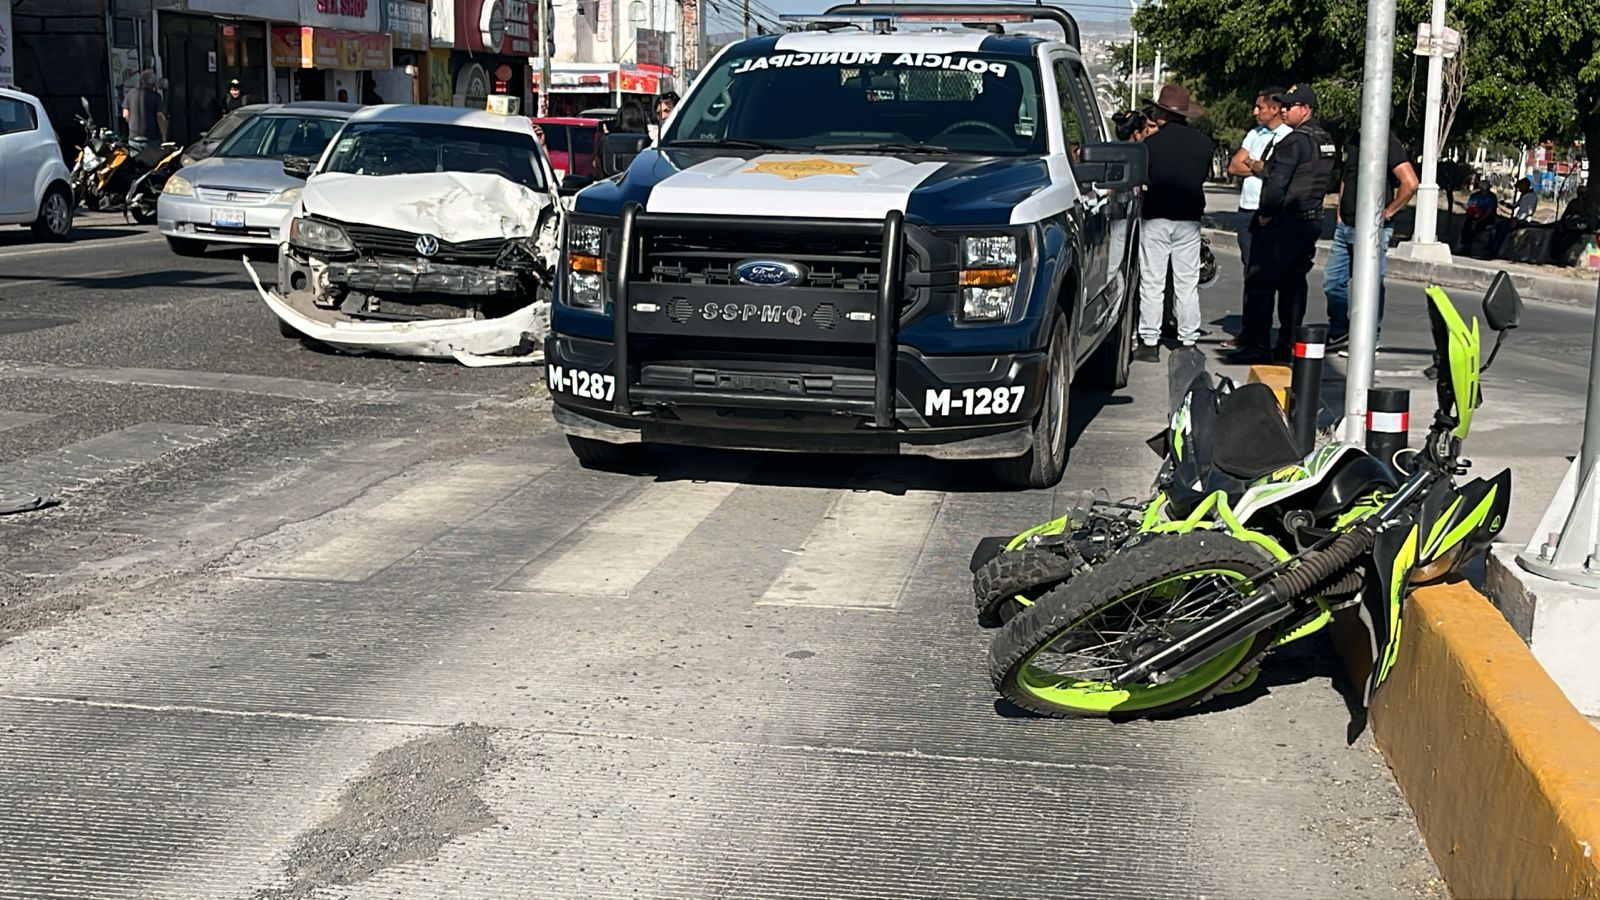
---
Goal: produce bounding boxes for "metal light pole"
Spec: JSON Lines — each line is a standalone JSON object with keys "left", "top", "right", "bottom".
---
{"left": 1398, "top": 0, "right": 1454, "bottom": 263}
{"left": 538, "top": 0, "right": 552, "bottom": 117}
{"left": 1128, "top": 0, "right": 1139, "bottom": 108}
{"left": 1340, "top": 0, "right": 1400, "bottom": 443}
{"left": 1518, "top": 276, "right": 1600, "bottom": 587}
{"left": 1152, "top": 48, "right": 1162, "bottom": 92}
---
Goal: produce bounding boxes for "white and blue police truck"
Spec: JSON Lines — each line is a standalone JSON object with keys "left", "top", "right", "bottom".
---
{"left": 546, "top": 3, "right": 1146, "bottom": 487}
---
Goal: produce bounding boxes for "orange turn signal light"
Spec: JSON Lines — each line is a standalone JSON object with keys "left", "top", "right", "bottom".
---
{"left": 959, "top": 267, "right": 1017, "bottom": 287}
{"left": 571, "top": 254, "right": 604, "bottom": 273}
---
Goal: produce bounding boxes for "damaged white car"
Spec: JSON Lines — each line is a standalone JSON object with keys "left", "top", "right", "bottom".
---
{"left": 244, "top": 105, "right": 562, "bottom": 365}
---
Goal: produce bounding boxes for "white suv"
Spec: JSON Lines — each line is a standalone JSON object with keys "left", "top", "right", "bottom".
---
{"left": 0, "top": 87, "right": 73, "bottom": 240}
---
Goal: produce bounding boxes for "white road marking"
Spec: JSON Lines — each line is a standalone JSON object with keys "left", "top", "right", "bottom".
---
{"left": 0, "top": 410, "right": 53, "bottom": 433}
{"left": 0, "top": 422, "right": 224, "bottom": 500}
{"left": 245, "top": 460, "right": 552, "bottom": 583}
{"left": 0, "top": 232, "right": 165, "bottom": 260}
{"left": 0, "top": 362, "right": 478, "bottom": 406}
{"left": 758, "top": 489, "right": 943, "bottom": 610}
{"left": 502, "top": 477, "right": 743, "bottom": 597}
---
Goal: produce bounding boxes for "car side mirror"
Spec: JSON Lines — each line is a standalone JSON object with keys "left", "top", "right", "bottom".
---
{"left": 560, "top": 173, "right": 595, "bottom": 195}
{"left": 1482, "top": 270, "right": 1523, "bottom": 332}
{"left": 1074, "top": 142, "right": 1149, "bottom": 191}
{"left": 282, "top": 155, "right": 315, "bottom": 180}
{"left": 602, "top": 132, "right": 651, "bottom": 177}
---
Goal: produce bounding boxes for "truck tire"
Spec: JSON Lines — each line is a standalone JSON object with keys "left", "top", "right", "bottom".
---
{"left": 1077, "top": 246, "right": 1137, "bottom": 391}
{"left": 991, "top": 312, "right": 1070, "bottom": 489}
{"left": 566, "top": 435, "right": 647, "bottom": 472}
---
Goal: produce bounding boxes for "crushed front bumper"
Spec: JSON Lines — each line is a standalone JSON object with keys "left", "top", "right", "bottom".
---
{"left": 244, "top": 256, "right": 547, "bottom": 366}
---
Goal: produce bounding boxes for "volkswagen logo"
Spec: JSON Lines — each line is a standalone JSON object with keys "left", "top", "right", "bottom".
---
{"left": 735, "top": 259, "right": 805, "bottom": 287}
{"left": 415, "top": 234, "right": 440, "bottom": 257}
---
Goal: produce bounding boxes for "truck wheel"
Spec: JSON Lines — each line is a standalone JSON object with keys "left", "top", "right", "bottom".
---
{"left": 1078, "top": 253, "right": 1137, "bottom": 391}
{"left": 566, "top": 435, "right": 647, "bottom": 472}
{"left": 992, "top": 312, "right": 1070, "bottom": 489}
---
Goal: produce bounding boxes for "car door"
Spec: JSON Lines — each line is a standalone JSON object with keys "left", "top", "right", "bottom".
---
{"left": 0, "top": 96, "right": 36, "bottom": 217}
{"left": 1067, "top": 57, "right": 1136, "bottom": 324}
{"left": 1049, "top": 55, "right": 1111, "bottom": 342}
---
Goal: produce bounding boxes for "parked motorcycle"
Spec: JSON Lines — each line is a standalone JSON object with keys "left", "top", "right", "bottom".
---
{"left": 69, "top": 96, "right": 171, "bottom": 215}
{"left": 123, "top": 142, "right": 185, "bottom": 225}
{"left": 981, "top": 274, "right": 1523, "bottom": 718}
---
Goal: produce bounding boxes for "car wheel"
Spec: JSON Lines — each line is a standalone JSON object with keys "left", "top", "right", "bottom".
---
{"left": 991, "top": 311, "right": 1070, "bottom": 489}
{"left": 31, "top": 186, "right": 73, "bottom": 241}
{"left": 166, "top": 236, "right": 208, "bottom": 257}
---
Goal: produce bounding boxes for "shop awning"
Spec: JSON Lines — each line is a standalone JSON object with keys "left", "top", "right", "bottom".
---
{"left": 271, "top": 26, "right": 393, "bottom": 71}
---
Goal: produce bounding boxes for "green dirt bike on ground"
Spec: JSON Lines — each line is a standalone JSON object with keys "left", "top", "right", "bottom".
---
{"left": 983, "top": 275, "right": 1524, "bottom": 719}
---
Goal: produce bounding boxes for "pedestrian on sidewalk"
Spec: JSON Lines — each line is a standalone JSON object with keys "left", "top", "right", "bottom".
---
{"left": 1487, "top": 177, "right": 1538, "bottom": 256}
{"left": 1323, "top": 128, "right": 1418, "bottom": 353}
{"left": 121, "top": 69, "right": 167, "bottom": 151}
{"left": 1133, "top": 84, "right": 1214, "bottom": 363}
{"left": 1457, "top": 177, "right": 1498, "bottom": 256}
{"left": 1226, "top": 83, "right": 1336, "bottom": 366}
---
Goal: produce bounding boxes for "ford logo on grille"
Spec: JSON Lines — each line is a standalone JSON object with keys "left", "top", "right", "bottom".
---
{"left": 735, "top": 259, "right": 805, "bottom": 287}
{"left": 415, "top": 234, "right": 440, "bottom": 257}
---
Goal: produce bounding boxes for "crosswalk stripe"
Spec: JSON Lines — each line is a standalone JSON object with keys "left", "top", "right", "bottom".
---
{"left": 244, "top": 460, "right": 552, "bottom": 583}
{"left": 0, "top": 411, "right": 53, "bottom": 433}
{"left": 0, "top": 422, "right": 223, "bottom": 501}
{"left": 500, "top": 476, "right": 742, "bottom": 597}
{"left": 758, "top": 489, "right": 943, "bottom": 610}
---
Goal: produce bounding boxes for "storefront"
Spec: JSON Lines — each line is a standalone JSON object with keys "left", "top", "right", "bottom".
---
{"left": 380, "top": 0, "right": 429, "bottom": 105}
{"left": 532, "top": 63, "right": 670, "bottom": 117}
{"left": 159, "top": 10, "right": 282, "bottom": 142}
{"left": 270, "top": 0, "right": 391, "bottom": 103}
{"left": 450, "top": 0, "right": 532, "bottom": 111}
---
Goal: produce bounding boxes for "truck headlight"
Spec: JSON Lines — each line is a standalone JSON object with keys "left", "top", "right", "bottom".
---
{"left": 163, "top": 173, "right": 194, "bottom": 196}
{"left": 960, "top": 235, "right": 1019, "bottom": 321}
{"left": 288, "top": 217, "right": 353, "bottom": 254}
{"left": 569, "top": 223, "right": 603, "bottom": 258}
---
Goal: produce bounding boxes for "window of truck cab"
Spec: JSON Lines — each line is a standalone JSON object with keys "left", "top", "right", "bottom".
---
{"left": 664, "top": 48, "right": 1047, "bottom": 156}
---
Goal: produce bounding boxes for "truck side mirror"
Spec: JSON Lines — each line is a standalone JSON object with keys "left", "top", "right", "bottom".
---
{"left": 602, "top": 133, "right": 651, "bottom": 177}
{"left": 1074, "top": 142, "right": 1149, "bottom": 191}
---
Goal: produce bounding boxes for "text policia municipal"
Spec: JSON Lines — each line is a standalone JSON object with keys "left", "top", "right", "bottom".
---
{"left": 732, "top": 53, "right": 1011, "bottom": 77}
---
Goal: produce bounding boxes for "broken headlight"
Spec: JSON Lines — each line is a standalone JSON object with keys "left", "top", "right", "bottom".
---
{"left": 289, "top": 217, "right": 353, "bottom": 254}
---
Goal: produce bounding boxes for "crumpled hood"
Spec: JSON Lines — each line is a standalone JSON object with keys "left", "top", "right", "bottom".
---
{"left": 301, "top": 171, "right": 551, "bottom": 241}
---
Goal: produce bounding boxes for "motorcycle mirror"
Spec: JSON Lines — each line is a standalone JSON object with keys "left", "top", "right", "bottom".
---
{"left": 80, "top": 96, "right": 92, "bottom": 114}
{"left": 1482, "top": 270, "right": 1524, "bottom": 332}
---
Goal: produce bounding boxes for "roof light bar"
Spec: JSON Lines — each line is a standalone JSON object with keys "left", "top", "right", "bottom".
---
{"left": 816, "top": 3, "right": 1080, "bottom": 47}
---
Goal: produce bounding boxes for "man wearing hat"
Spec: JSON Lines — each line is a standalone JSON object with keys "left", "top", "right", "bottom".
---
{"left": 223, "top": 79, "right": 248, "bottom": 113}
{"left": 1133, "top": 83, "right": 1214, "bottom": 362}
{"left": 1227, "top": 83, "right": 1337, "bottom": 365}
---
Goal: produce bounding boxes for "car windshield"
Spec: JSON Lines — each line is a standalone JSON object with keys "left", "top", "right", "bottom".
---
{"left": 217, "top": 114, "right": 343, "bottom": 160}
{"left": 320, "top": 121, "right": 547, "bottom": 190}
{"left": 664, "top": 49, "right": 1047, "bottom": 156}
{"left": 206, "top": 107, "right": 259, "bottom": 143}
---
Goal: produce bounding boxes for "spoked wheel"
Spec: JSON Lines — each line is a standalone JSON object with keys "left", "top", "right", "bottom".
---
{"left": 988, "top": 533, "right": 1276, "bottom": 719}
{"left": 972, "top": 546, "right": 1083, "bottom": 626}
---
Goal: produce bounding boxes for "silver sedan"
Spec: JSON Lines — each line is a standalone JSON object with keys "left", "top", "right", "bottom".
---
{"left": 158, "top": 106, "right": 354, "bottom": 256}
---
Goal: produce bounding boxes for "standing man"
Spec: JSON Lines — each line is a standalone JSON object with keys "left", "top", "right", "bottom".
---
{"left": 224, "top": 79, "right": 248, "bottom": 112}
{"left": 121, "top": 69, "right": 167, "bottom": 150}
{"left": 1226, "top": 87, "right": 1291, "bottom": 272}
{"left": 1323, "top": 128, "right": 1418, "bottom": 353}
{"left": 1226, "top": 83, "right": 1336, "bottom": 365}
{"left": 1133, "top": 84, "right": 1214, "bottom": 363}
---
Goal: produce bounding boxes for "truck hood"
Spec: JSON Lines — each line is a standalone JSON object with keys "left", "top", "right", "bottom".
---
{"left": 301, "top": 171, "right": 551, "bottom": 241}
{"left": 582, "top": 149, "right": 1068, "bottom": 227}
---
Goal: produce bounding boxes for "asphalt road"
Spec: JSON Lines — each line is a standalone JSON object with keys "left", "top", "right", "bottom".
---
{"left": 8, "top": 214, "right": 1582, "bottom": 898}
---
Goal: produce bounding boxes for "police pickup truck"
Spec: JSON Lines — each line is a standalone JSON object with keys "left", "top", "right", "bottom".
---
{"left": 546, "top": 3, "right": 1146, "bottom": 487}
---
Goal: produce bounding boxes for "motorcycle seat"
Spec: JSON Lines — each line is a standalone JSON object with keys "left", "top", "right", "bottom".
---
{"left": 1211, "top": 382, "right": 1303, "bottom": 481}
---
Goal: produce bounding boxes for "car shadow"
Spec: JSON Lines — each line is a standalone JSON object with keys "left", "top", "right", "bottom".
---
{"left": 0, "top": 226, "right": 147, "bottom": 249}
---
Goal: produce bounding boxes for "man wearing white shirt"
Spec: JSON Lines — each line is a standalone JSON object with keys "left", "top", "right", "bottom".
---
{"left": 1226, "top": 88, "right": 1292, "bottom": 269}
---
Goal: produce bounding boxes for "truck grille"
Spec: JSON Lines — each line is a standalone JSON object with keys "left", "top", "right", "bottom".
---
{"left": 340, "top": 221, "right": 506, "bottom": 264}
{"left": 641, "top": 230, "right": 883, "bottom": 293}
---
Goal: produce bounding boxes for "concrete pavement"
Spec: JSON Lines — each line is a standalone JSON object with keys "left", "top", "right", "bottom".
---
{"left": 0, "top": 218, "right": 1510, "bottom": 897}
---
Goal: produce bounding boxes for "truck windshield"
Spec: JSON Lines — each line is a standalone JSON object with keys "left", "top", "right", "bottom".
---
{"left": 664, "top": 49, "right": 1047, "bottom": 156}
{"left": 320, "top": 122, "right": 547, "bottom": 190}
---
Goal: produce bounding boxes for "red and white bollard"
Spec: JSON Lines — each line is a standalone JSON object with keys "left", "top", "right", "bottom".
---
{"left": 1288, "top": 325, "right": 1328, "bottom": 456}
{"left": 1365, "top": 387, "right": 1410, "bottom": 468}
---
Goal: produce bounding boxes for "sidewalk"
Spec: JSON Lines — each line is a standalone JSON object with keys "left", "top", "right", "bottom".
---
{"left": 1202, "top": 185, "right": 1599, "bottom": 309}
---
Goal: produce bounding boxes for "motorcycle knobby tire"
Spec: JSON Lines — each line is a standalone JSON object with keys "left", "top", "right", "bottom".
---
{"left": 988, "top": 532, "right": 1277, "bottom": 719}
{"left": 972, "top": 546, "right": 1083, "bottom": 625}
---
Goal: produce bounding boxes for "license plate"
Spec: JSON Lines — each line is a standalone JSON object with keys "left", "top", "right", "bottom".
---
{"left": 210, "top": 207, "right": 246, "bottom": 228}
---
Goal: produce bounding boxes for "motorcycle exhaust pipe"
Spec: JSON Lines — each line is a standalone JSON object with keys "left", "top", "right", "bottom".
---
{"left": 1366, "top": 387, "right": 1410, "bottom": 470}
{"left": 1288, "top": 324, "right": 1327, "bottom": 456}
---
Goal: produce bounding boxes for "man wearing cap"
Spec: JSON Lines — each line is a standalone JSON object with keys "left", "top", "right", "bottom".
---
{"left": 1323, "top": 127, "right": 1418, "bottom": 354}
{"left": 1133, "top": 84, "right": 1214, "bottom": 363}
{"left": 1226, "top": 83, "right": 1337, "bottom": 365}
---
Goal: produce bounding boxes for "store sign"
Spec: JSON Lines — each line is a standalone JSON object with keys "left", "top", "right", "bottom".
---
{"left": 613, "top": 70, "right": 660, "bottom": 94}
{"left": 0, "top": 0, "right": 14, "bottom": 88}
{"left": 272, "top": 26, "right": 392, "bottom": 70}
{"left": 457, "top": 0, "right": 529, "bottom": 55}
{"left": 431, "top": 0, "right": 456, "bottom": 47}
{"left": 300, "top": 0, "right": 382, "bottom": 31}
{"left": 454, "top": 61, "right": 490, "bottom": 109}
{"left": 533, "top": 70, "right": 609, "bottom": 92}
{"left": 384, "top": 0, "right": 429, "bottom": 51}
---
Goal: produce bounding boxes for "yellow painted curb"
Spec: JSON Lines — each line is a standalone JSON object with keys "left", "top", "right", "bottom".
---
{"left": 1371, "top": 582, "right": 1600, "bottom": 900}
{"left": 1247, "top": 364, "right": 1292, "bottom": 407}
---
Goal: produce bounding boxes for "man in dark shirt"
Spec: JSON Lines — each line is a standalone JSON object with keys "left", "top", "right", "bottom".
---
{"left": 1227, "top": 83, "right": 1336, "bottom": 364}
{"left": 1324, "top": 128, "right": 1418, "bottom": 351}
{"left": 121, "top": 69, "right": 167, "bottom": 150}
{"left": 1134, "top": 83, "right": 1215, "bottom": 362}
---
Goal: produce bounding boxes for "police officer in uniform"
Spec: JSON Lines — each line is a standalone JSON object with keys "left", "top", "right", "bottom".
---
{"left": 1226, "top": 83, "right": 1337, "bottom": 364}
